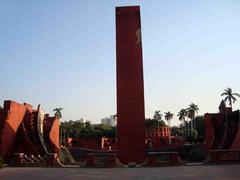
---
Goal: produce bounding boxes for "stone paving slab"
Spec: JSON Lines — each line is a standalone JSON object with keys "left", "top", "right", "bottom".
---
{"left": 0, "top": 165, "right": 240, "bottom": 180}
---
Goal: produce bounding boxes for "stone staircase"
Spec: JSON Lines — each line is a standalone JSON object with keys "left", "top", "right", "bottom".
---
{"left": 9, "top": 153, "right": 47, "bottom": 167}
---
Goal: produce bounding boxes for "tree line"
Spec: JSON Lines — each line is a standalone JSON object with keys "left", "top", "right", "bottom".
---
{"left": 59, "top": 87, "right": 239, "bottom": 143}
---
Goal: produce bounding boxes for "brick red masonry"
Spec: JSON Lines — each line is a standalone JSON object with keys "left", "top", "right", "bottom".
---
{"left": 67, "top": 138, "right": 101, "bottom": 150}
{"left": 204, "top": 110, "right": 240, "bottom": 150}
{"left": 0, "top": 101, "right": 27, "bottom": 161}
{"left": 49, "top": 118, "right": 60, "bottom": 153}
{"left": 116, "top": 6, "right": 147, "bottom": 164}
{"left": 0, "top": 100, "right": 59, "bottom": 163}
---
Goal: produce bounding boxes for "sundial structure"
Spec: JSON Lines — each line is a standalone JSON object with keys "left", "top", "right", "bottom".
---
{"left": 116, "top": 6, "right": 147, "bottom": 165}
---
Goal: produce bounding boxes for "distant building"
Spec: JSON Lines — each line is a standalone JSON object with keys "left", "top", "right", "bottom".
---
{"left": 145, "top": 126, "right": 184, "bottom": 150}
{"left": 146, "top": 126, "right": 170, "bottom": 138}
{"left": 101, "top": 116, "right": 116, "bottom": 126}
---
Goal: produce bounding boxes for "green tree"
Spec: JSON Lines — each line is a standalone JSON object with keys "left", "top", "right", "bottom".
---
{"left": 145, "top": 118, "right": 166, "bottom": 128}
{"left": 94, "top": 124, "right": 116, "bottom": 137}
{"left": 188, "top": 103, "right": 199, "bottom": 130}
{"left": 194, "top": 115, "right": 205, "bottom": 141}
{"left": 164, "top": 111, "right": 174, "bottom": 127}
{"left": 177, "top": 108, "right": 188, "bottom": 137}
{"left": 190, "top": 129, "right": 198, "bottom": 143}
{"left": 60, "top": 120, "right": 116, "bottom": 141}
{"left": 171, "top": 126, "right": 183, "bottom": 136}
{"left": 53, "top": 108, "right": 63, "bottom": 118}
{"left": 221, "top": 87, "right": 240, "bottom": 109}
{"left": 153, "top": 110, "right": 163, "bottom": 127}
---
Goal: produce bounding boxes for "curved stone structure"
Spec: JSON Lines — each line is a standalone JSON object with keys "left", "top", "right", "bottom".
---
{"left": 0, "top": 100, "right": 59, "bottom": 164}
{"left": 205, "top": 108, "right": 240, "bottom": 150}
{"left": 204, "top": 101, "right": 240, "bottom": 163}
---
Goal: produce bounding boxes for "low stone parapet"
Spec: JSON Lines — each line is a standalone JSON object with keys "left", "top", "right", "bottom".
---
{"left": 147, "top": 152, "right": 184, "bottom": 167}
{"left": 206, "top": 149, "right": 240, "bottom": 164}
{"left": 85, "top": 153, "right": 116, "bottom": 168}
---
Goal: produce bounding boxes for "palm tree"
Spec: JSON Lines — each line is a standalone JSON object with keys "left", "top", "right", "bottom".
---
{"left": 221, "top": 87, "right": 240, "bottom": 109}
{"left": 164, "top": 111, "right": 174, "bottom": 127}
{"left": 177, "top": 108, "right": 188, "bottom": 137}
{"left": 188, "top": 103, "right": 199, "bottom": 131}
{"left": 153, "top": 110, "right": 163, "bottom": 127}
{"left": 53, "top": 108, "right": 63, "bottom": 118}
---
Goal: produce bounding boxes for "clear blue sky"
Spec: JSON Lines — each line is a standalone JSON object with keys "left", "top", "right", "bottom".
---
{"left": 1, "top": 0, "right": 240, "bottom": 125}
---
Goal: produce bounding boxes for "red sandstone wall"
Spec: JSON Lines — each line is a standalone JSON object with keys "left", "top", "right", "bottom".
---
{"left": 43, "top": 116, "right": 60, "bottom": 153}
{"left": 0, "top": 107, "right": 3, "bottom": 143}
{"left": 204, "top": 113, "right": 215, "bottom": 149}
{"left": 229, "top": 111, "right": 240, "bottom": 149}
{"left": 23, "top": 103, "right": 33, "bottom": 112}
{"left": 204, "top": 111, "right": 240, "bottom": 150}
{"left": 17, "top": 122, "right": 39, "bottom": 154}
{"left": 116, "top": 6, "right": 147, "bottom": 164}
{"left": 0, "top": 100, "right": 60, "bottom": 162}
{"left": 0, "top": 101, "right": 27, "bottom": 161}
{"left": 67, "top": 138, "right": 100, "bottom": 150}
{"left": 230, "top": 131, "right": 240, "bottom": 149}
{"left": 49, "top": 118, "right": 60, "bottom": 153}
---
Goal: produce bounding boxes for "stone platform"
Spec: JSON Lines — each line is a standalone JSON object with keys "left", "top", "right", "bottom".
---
{"left": 206, "top": 149, "right": 240, "bottom": 164}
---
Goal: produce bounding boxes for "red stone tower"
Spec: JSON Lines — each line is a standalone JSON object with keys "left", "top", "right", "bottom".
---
{"left": 116, "top": 6, "right": 147, "bottom": 165}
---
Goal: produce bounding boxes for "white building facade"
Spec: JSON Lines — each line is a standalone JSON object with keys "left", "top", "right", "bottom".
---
{"left": 101, "top": 116, "right": 116, "bottom": 126}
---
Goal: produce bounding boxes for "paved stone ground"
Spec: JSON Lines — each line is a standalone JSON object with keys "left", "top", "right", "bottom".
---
{"left": 0, "top": 165, "right": 240, "bottom": 180}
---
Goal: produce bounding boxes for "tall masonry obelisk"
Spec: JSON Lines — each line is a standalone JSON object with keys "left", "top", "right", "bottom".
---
{"left": 116, "top": 6, "right": 147, "bottom": 165}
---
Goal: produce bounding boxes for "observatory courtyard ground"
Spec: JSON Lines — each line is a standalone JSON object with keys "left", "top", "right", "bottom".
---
{"left": 1, "top": 165, "right": 240, "bottom": 180}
